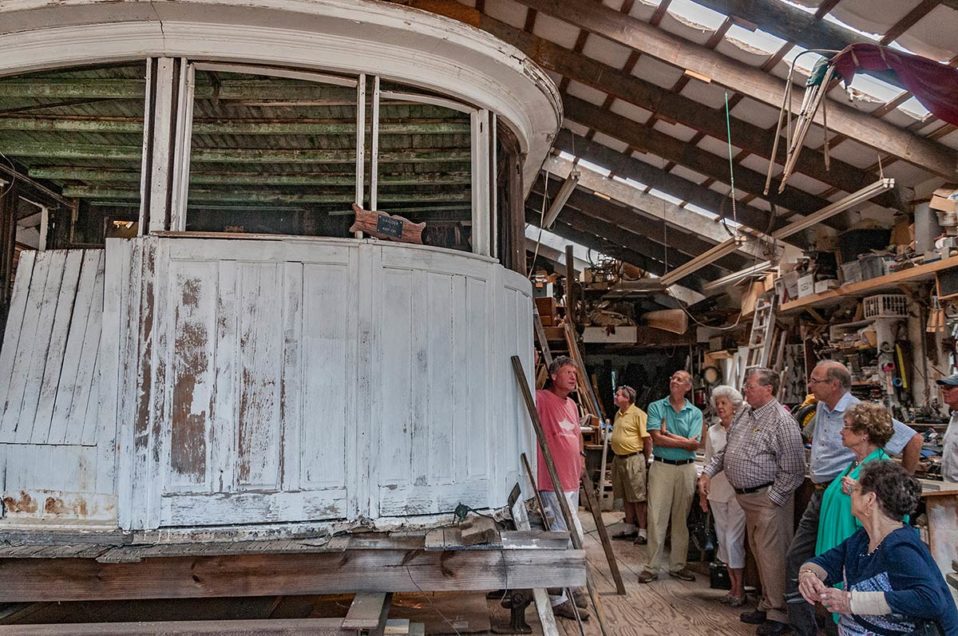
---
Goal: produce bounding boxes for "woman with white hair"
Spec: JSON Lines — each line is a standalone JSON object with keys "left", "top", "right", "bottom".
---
{"left": 701, "top": 384, "right": 748, "bottom": 606}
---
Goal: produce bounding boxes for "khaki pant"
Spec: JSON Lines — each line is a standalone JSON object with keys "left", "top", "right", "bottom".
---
{"left": 644, "top": 460, "right": 696, "bottom": 574}
{"left": 736, "top": 489, "right": 794, "bottom": 625}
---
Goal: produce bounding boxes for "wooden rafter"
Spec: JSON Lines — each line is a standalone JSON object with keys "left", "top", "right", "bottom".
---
{"left": 508, "top": 0, "right": 958, "bottom": 177}
{"left": 563, "top": 95, "right": 832, "bottom": 215}
{"left": 551, "top": 131, "right": 805, "bottom": 246}
{"left": 477, "top": 18, "right": 891, "bottom": 204}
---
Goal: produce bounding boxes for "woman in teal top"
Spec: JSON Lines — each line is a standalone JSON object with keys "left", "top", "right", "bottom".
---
{"left": 816, "top": 401, "right": 895, "bottom": 556}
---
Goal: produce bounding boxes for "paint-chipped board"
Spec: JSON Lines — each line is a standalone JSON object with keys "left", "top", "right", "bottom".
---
{"left": 31, "top": 250, "right": 83, "bottom": 445}
{"left": 76, "top": 253, "right": 106, "bottom": 447}
{"left": 49, "top": 250, "right": 103, "bottom": 445}
{"left": 0, "top": 488, "right": 116, "bottom": 524}
{"left": 377, "top": 480, "right": 488, "bottom": 517}
{"left": 0, "top": 444, "right": 99, "bottom": 494}
{"left": 160, "top": 489, "right": 348, "bottom": 527}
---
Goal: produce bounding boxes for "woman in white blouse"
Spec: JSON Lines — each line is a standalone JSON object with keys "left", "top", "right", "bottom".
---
{"left": 702, "top": 385, "right": 748, "bottom": 606}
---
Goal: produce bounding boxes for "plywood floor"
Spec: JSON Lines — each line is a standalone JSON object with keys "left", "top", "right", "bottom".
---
{"left": 483, "top": 510, "right": 758, "bottom": 636}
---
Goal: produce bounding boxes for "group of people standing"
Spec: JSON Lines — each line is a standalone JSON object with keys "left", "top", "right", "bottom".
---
{"left": 535, "top": 354, "right": 958, "bottom": 635}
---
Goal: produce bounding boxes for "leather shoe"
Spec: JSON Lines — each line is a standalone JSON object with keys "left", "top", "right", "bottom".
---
{"left": 668, "top": 568, "right": 696, "bottom": 582}
{"left": 740, "top": 610, "right": 767, "bottom": 625}
{"left": 638, "top": 570, "right": 657, "bottom": 584}
{"left": 755, "top": 620, "right": 789, "bottom": 635}
{"left": 552, "top": 600, "right": 589, "bottom": 621}
{"left": 611, "top": 530, "right": 638, "bottom": 540}
{"left": 633, "top": 534, "right": 648, "bottom": 545}
{"left": 572, "top": 588, "right": 588, "bottom": 609}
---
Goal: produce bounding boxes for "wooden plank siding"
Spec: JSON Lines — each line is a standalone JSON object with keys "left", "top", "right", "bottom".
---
{"left": 0, "top": 249, "right": 113, "bottom": 524}
{"left": 112, "top": 237, "right": 534, "bottom": 530}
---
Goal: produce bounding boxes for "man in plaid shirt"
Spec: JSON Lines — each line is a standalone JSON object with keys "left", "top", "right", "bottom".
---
{"left": 699, "top": 368, "right": 805, "bottom": 636}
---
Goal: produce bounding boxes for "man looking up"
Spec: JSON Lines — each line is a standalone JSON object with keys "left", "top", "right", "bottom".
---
{"left": 639, "top": 370, "right": 702, "bottom": 584}
{"left": 936, "top": 373, "right": 958, "bottom": 483}
{"left": 535, "top": 355, "right": 589, "bottom": 620}
{"left": 700, "top": 368, "right": 805, "bottom": 636}
{"left": 609, "top": 385, "right": 651, "bottom": 545}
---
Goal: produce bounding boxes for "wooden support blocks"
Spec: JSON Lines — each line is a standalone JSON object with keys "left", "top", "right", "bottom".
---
{"left": 459, "top": 517, "right": 499, "bottom": 546}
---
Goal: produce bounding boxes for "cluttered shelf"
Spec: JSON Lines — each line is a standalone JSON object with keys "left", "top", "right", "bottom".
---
{"left": 779, "top": 254, "right": 958, "bottom": 315}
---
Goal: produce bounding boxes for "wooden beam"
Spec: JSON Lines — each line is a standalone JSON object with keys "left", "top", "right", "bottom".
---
{"left": 527, "top": 190, "right": 729, "bottom": 278}
{"left": 689, "top": 0, "right": 901, "bottom": 86}
{"left": 0, "top": 618, "right": 352, "bottom": 635}
{"left": 0, "top": 142, "right": 469, "bottom": 165}
{"left": 29, "top": 168, "right": 472, "bottom": 187}
{"left": 531, "top": 182, "right": 744, "bottom": 270}
{"left": 542, "top": 155, "right": 768, "bottom": 260}
{"left": 509, "top": 0, "right": 958, "bottom": 178}
{"left": 0, "top": 548, "right": 585, "bottom": 603}
{"left": 479, "top": 16, "right": 896, "bottom": 208}
{"left": 551, "top": 131, "right": 806, "bottom": 245}
{"left": 0, "top": 117, "right": 469, "bottom": 136}
{"left": 60, "top": 186, "right": 470, "bottom": 205}
{"left": 564, "top": 95, "right": 830, "bottom": 215}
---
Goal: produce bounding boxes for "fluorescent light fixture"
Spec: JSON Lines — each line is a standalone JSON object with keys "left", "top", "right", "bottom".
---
{"left": 543, "top": 169, "right": 580, "bottom": 228}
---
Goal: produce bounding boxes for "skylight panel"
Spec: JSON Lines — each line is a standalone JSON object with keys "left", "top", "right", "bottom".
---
{"left": 649, "top": 188, "right": 684, "bottom": 206}
{"left": 577, "top": 158, "right": 611, "bottom": 177}
{"left": 820, "top": 13, "right": 880, "bottom": 42}
{"left": 897, "top": 96, "right": 931, "bottom": 121}
{"left": 666, "top": 0, "right": 727, "bottom": 31}
{"left": 845, "top": 72, "right": 904, "bottom": 104}
{"left": 781, "top": 47, "right": 826, "bottom": 76}
{"left": 725, "top": 24, "right": 786, "bottom": 56}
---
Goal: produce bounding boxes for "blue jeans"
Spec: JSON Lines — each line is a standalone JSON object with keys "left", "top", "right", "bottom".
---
{"left": 785, "top": 489, "right": 823, "bottom": 636}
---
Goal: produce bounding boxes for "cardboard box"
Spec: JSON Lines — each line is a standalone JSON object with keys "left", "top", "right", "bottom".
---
{"left": 534, "top": 297, "right": 557, "bottom": 319}
{"left": 814, "top": 279, "right": 840, "bottom": 293}
{"left": 740, "top": 280, "right": 765, "bottom": 315}
{"left": 782, "top": 271, "right": 800, "bottom": 300}
{"left": 798, "top": 274, "right": 816, "bottom": 298}
{"left": 931, "top": 184, "right": 958, "bottom": 214}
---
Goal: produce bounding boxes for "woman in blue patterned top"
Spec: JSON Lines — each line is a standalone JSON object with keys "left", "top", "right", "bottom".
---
{"left": 798, "top": 461, "right": 958, "bottom": 635}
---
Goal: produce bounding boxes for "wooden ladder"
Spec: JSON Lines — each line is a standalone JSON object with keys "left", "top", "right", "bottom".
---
{"left": 740, "top": 293, "right": 778, "bottom": 388}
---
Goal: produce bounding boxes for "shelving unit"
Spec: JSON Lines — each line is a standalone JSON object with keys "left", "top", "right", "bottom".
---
{"left": 780, "top": 255, "right": 958, "bottom": 315}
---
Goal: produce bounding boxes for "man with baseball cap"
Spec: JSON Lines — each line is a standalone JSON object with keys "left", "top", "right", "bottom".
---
{"left": 936, "top": 374, "right": 958, "bottom": 482}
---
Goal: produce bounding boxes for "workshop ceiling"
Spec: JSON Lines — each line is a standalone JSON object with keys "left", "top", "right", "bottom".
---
{"left": 420, "top": 0, "right": 958, "bottom": 287}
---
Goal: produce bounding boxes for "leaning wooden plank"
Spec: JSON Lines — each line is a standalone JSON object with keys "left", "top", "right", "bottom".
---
{"left": 508, "top": 483, "right": 560, "bottom": 636}
{"left": 48, "top": 250, "right": 101, "bottom": 445}
{"left": 31, "top": 250, "right": 83, "bottom": 444}
{"left": 0, "top": 617, "right": 348, "bottom": 635}
{"left": 0, "top": 250, "right": 36, "bottom": 414}
{"left": 0, "top": 548, "right": 586, "bottom": 603}
{"left": 342, "top": 592, "right": 391, "bottom": 630}
{"left": 15, "top": 251, "right": 68, "bottom": 444}
{"left": 0, "top": 253, "right": 49, "bottom": 441}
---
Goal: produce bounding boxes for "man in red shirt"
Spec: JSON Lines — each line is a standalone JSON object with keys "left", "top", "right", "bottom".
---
{"left": 536, "top": 355, "right": 588, "bottom": 620}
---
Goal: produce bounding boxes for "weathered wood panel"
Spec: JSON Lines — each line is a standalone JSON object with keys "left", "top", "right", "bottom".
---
{"left": 0, "top": 250, "right": 104, "bottom": 446}
{"left": 0, "top": 249, "right": 114, "bottom": 525}
{"left": 112, "top": 237, "right": 533, "bottom": 529}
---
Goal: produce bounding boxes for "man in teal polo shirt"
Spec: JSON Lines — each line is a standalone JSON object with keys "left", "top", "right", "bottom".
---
{"left": 639, "top": 369, "right": 703, "bottom": 583}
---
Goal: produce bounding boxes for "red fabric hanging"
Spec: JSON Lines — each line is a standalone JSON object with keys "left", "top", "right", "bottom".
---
{"left": 829, "top": 43, "right": 958, "bottom": 127}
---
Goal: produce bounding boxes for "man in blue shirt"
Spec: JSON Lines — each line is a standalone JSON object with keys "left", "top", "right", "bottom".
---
{"left": 785, "top": 360, "right": 923, "bottom": 636}
{"left": 639, "top": 369, "right": 702, "bottom": 584}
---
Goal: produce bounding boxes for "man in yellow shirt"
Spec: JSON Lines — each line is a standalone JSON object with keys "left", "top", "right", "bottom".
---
{"left": 610, "top": 385, "right": 652, "bottom": 544}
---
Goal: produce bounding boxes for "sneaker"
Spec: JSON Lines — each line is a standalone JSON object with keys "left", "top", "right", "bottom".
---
{"left": 755, "top": 620, "right": 790, "bottom": 635}
{"left": 740, "top": 610, "right": 767, "bottom": 625}
{"left": 638, "top": 570, "right": 658, "bottom": 584}
{"left": 633, "top": 534, "right": 648, "bottom": 545}
{"left": 552, "top": 600, "right": 589, "bottom": 621}
{"left": 668, "top": 568, "right": 696, "bottom": 582}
